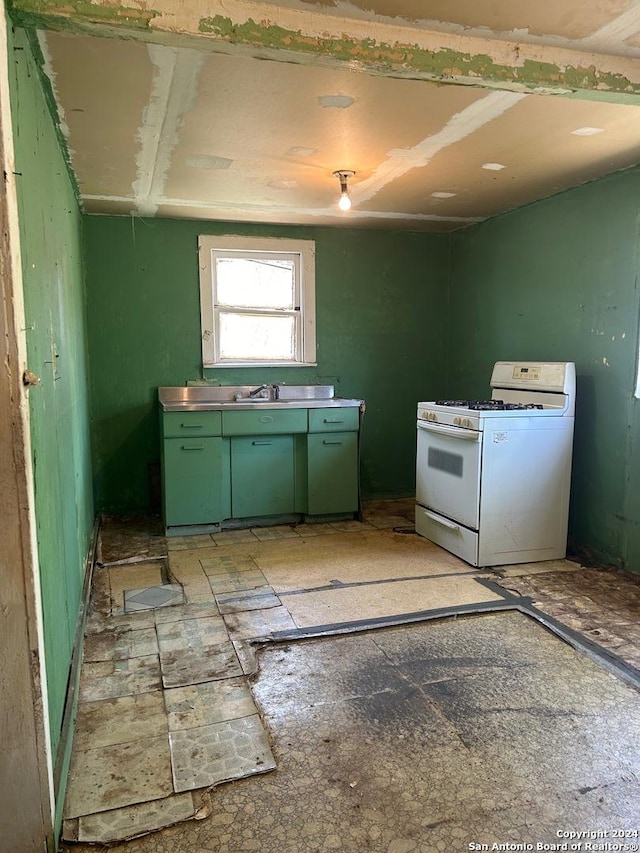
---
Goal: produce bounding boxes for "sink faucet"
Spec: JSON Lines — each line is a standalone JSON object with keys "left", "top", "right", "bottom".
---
{"left": 248, "top": 384, "right": 269, "bottom": 398}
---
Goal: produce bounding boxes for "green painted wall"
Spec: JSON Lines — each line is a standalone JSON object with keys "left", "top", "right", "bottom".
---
{"left": 450, "top": 166, "right": 640, "bottom": 571}
{"left": 82, "top": 217, "right": 449, "bottom": 513}
{"left": 9, "top": 23, "right": 94, "bottom": 773}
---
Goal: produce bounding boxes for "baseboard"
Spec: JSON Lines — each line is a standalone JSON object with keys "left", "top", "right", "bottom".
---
{"left": 52, "top": 514, "right": 100, "bottom": 838}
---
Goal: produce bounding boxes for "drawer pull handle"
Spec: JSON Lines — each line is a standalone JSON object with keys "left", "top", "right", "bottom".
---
{"left": 258, "top": 416, "right": 274, "bottom": 423}
{"left": 252, "top": 440, "right": 272, "bottom": 446}
{"left": 181, "top": 423, "right": 203, "bottom": 429}
{"left": 323, "top": 440, "right": 343, "bottom": 445}
{"left": 181, "top": 445, "right": 204, "bottom": 451}
{"left": 323, "top": 418, "right": 344, "bottom": 424}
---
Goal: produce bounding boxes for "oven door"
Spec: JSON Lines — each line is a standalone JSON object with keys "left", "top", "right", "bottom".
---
{"left": 416, "top": 419, "right": 482, "bottom": 530}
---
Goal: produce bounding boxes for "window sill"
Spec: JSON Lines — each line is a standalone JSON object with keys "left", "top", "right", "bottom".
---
{"left": 205, "top": 362, "right": 318, "bottom": 369}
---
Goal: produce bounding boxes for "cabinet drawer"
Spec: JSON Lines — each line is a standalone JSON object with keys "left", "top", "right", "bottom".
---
{"left": 222, "top": 408, "right": 307, "bottom": 436}
{"left": 163, "top": 411, "right": 221, "bottom": 438}
{"left": 308, "top": 407, "right": 359, "bottom": 433}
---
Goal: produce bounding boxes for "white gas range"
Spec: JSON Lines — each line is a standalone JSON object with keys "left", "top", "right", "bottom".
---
{"left": 415, "top": 361, "right": 576, "bottom": 567}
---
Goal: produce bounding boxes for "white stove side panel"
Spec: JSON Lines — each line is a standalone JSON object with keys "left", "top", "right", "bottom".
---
{"left": 477, "top": 417, "right": 574, "bottom": 565}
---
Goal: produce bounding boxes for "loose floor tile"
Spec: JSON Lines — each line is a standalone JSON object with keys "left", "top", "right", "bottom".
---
{"left": 109, "top": 563, "right": 165, "bottom": 614}
{"left": 250, "top": 525, "right": 301, "bottom": 541}
{"left": 199, "top": 553, "right": 260, "bottom": 576}
{"left": 77, "top": 793, "right": 198, "bottom": 844}
{"left": 153, "top": 602, "right": 220, "bottom": 625}
{"left": 208, "top": 569, "right": 268, "bottom": 595}
{"left": 73, "top": 692, "right": 168, "bottom": 751}
{"left": 223, "top": 606, "right": 298, "bottom": 640}
{"left": 79, "top": 656, "right": 161, "bottom": 702}
{"left": 106, "top": 610, "right": 158, "bottom": 632}
{"left": 156, "top": 616, "right": 228, "bottom": 651}
{"left": 232, "top": 639, "right": 259, "bottom": 676}
{"left": 181, "top": 577, "right": 218, "bottom": 604}
{"left": 165, "top": 679, "right": 257, "bottom": 730}
{"left": 83, "top": 627, "right": 159, "bottom": 662}
{"left": 160, "top": 642, "right": 243, "bottom": 688}
{"left": 124, "top": 584, "right": 185, "bottom": 612}
{"left": 109, "top": 562, "right": 165, "bottom": 593}
{"left": 216, "top": 586, "right": 281, "bottom": 614}
{"left": 64, "top": 735, "right": 173, "bottom": 818}
{"left": 169, "top": 715, "right": 276, "bottom": 793}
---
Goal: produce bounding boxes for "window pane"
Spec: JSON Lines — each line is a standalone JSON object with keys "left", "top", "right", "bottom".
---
{"left": 219, "top": 312, "right": 296, "bottom": 360}
{"left": 216, "top": 257, "right": 295, "bottom": 309}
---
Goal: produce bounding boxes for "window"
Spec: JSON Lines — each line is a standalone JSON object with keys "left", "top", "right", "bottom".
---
{"left": 199, "top": 235, "right": 316, "bottom": 367}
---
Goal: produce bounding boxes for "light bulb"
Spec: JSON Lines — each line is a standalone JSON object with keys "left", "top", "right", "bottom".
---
{"left": 333, "top": 169, "right": 355, "bottom": 212}
{"left": 338, "top": 191, "right": 352, "bottom": 212}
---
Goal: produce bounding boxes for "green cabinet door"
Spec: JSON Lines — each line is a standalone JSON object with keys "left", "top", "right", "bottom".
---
{"left": 163, "top": 436, "right": 227, "bottom": 526}
{"left": 231, "top": 435, "right": 295, "bottom": 518}
{"left": 307, "top": 431, "right": 358, "bottom": 515}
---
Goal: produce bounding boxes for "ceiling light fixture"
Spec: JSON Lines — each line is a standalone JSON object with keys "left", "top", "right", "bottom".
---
{"left": 333, "top": 170, "right": 355, "bottom": 211}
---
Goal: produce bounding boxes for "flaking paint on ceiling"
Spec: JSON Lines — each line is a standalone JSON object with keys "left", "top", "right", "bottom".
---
{"left": 18, "top": 0, "right": 640, "bottom": 231}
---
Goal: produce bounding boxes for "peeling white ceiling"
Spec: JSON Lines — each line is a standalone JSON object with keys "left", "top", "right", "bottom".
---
{"left": 34, "top": 0, "right": 640, "bottom": 231}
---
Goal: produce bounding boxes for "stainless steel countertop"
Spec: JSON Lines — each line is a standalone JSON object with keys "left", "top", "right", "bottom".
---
{"left": 160, "top": 398, "right": 364, "bottom": 413}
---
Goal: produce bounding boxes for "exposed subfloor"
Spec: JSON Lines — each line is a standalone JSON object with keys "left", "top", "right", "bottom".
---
{"left": 60, "top": 501, "right": 640, "bottom": 851}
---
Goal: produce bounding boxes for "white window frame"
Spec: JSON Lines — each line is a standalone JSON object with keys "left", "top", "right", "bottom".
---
{"left": 199, "top": 235, "right": 316, "bottom": 368}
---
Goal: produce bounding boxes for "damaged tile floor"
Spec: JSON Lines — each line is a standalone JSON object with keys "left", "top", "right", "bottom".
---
{"left": 61, "top": 501, "right": 640, "bottom": 851}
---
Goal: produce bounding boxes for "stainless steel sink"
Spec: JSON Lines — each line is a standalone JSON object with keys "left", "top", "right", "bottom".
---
{"left": 158, "top": 384, "right": 363, "bottom": 412}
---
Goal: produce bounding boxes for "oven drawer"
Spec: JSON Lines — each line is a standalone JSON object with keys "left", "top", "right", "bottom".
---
{"left": 416, "top": 421, "right": 482, "bottom": 529}
{"left": 415, "top": 505, "right": 479, "bottom": 566}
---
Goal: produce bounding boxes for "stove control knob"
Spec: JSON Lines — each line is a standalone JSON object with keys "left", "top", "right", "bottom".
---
{"left": 430, "top": 412, "right": 437, "bottom": 422}
{"left": 454, "top": 417, "right": 461, "bottom": 425}
{"left": 462, "top": 418, "right": 471, "bottom": 427}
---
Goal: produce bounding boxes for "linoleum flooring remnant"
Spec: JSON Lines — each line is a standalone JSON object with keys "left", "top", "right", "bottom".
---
{"left": 75, "top": 793, "right": 203, "bottom": 845}
{"left": 495, "top": 564, "right": 640, "bottom": 671}
{"left": 63, "top": 502, "right": 640, "bottom": 850}
{"left": 66, "top": 611, "right": 640, "bottom": 853}
{"left": 281, "top": 575, "right": 503, "bottom": 628}
{"left": 256, "top": 528, "right": 474, "bottom": 593}
{"left": 168, "top": 714, "right": 276, "bottom": 793}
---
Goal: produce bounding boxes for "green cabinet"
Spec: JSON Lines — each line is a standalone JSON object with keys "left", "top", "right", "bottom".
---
{"left": 161, "top": 402, "right": 361, "bottom": 531}
{"left": 161, "top": 412, "right": 230, "bottom": 529}
{"left": 307, "top": 432, "right": 359, "bottom": 515}
{"left": 231, "top": 435, "right": 295, "bottom": 518}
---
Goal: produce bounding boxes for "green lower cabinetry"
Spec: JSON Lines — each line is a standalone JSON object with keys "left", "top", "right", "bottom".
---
{"left": 231, "top": 435, "right": 295, "bottom": 518}
{"left": 163, "top": 436, "right": 229, "bottom": 526}
{"left": 307, "top": 431, "right": 359, "bottom": 515}
{"left": 161, "top": 405, "right": 361, "bottom": 529}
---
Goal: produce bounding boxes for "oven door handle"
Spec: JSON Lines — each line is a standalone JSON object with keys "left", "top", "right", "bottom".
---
{"left": 422, "top": 509, "right": 460, "bottom": 531}
{"left": 416, "top": 420, "right": 480, "bottom": 441}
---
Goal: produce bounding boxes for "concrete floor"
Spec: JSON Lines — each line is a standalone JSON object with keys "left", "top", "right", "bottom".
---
{"left": 60, "top": 501, "right": 640, "bottom": 851}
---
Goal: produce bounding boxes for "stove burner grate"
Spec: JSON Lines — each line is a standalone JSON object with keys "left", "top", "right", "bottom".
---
{"left": 434, "top": 399, "right": 544, "bottom": 411}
